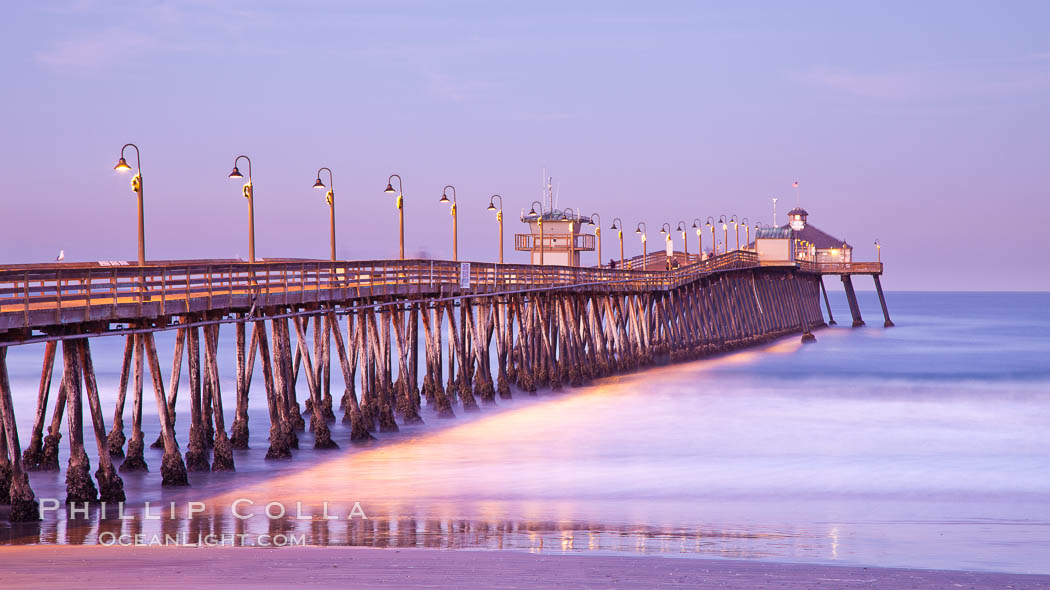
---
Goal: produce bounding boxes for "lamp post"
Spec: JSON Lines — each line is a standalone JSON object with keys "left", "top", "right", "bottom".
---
{"left": 487, "top": 195, "right": 504, "bottom": 264}
{"left": 730, "top": 214, "right": 740, "bottom": 251}
{"left": 529, "top": 201, "right": 544, "bottom": 265}
{"left": 228, "top": 155, "right": 256, "bottom": 263}
{"left": 660, "top": 223, "right": 673, "bottom": 270}
{"left": 383, "top": 174, "right": 405, "bottom": 260}
{"left": 439, "top": 185, "right": 458, "bottom": 261}
{"left": 874, "top": 239, "right": 881, "bottom": 263}
{"left": 113, "top": 143, "right": 145, "bottom": 265}
{"left": 676, "top": 221, "right": 688, "bottom": 256}
{"left": 587, "top": 212, "right": 602, "bottom": 267}
{"left": 692, "top": 218, "right": 702, "bottom": 256}
{"left": 719, "top": 215, "right": 728, "bottom": 255}
{"left": 611, "top": 217, "right": 624, "bottom": 269}
{"left": 741, "top": 217, "right": 750, "bottom": 249}
{"left": 635, "top": 222, "right": 647, "bottom": 267}
{"left": 312, "top": 167, "right": 337, "bottom": 261}
{"left": 706, "top": 216, "right": 715, "bottom": 257}
{"left": 568, "top": 212, "right": 576, "bottom": 267}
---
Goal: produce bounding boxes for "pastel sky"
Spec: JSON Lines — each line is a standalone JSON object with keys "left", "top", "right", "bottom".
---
{"left": 2, "top": 1, "right": 1048, "bottom": 290}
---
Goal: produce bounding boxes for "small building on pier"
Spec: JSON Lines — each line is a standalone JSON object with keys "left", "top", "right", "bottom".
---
{"left": 754, "top": 226, "right": 796, "bottom": 262}
{"left": 782, "top": 207, "right": 852, "bottom": 263}
{"left": 516, "top": 208, "right": 595, "bottom": 266}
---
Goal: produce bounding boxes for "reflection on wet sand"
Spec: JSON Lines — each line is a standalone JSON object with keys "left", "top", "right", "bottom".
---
{"left": 4, "top": 508, "right": 797, "bottom": 561}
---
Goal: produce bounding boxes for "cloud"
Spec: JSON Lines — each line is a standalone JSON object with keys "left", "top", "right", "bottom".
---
{"left": 35, "top": 30, "right": 166, "bottom": 69}
{"left": 804, "top": 57, "right": 1050, "bottom": 102}
{"left": 32, "top": 1, "right": 272, "bottom": 70}
{"left": 420, "top": 69, "right": 501, "bottom": 104}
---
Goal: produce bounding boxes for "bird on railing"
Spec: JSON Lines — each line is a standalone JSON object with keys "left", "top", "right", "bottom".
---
{"left": 56, "top": 250, "right": 65, "bottom": 262}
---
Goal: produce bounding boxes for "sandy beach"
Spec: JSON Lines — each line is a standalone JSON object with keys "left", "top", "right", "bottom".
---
{"left": 1, "top": 546, "right": 1048, "bottom": 589}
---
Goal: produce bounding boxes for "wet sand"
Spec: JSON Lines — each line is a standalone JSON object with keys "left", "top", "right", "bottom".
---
{"left": 1, "top": 546, "right": 1048, "bottom": 589}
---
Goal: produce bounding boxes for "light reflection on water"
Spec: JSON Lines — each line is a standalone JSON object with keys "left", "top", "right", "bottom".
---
{"left": 2, "top": 292, "right": 1050, "bottom": 574}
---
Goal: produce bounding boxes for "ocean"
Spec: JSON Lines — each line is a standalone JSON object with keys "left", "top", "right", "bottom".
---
{"left": 2, "top": 291, "right": 1048, "bottom": 574}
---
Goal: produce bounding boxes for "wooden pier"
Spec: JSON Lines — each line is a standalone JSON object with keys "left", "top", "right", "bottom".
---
{"left": 0, "top": 252, "right": 890, "bottom": 522}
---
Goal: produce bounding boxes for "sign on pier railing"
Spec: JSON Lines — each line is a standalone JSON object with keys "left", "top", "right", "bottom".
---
{"left": 459, "top": 262, "right": 471, "bottom": 289}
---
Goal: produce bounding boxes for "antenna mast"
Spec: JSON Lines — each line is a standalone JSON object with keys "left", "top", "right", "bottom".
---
{"left": 540, "top": 168, "right": 546, "bottom": 214}
{"left": 547, "top": 176, "right": 553, "bottom": 214}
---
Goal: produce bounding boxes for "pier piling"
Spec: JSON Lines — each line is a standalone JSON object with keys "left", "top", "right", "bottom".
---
{"left": 840, "top": 275, "right": 865, "bottom": 327}
{"left": 873, "top": 275, "right": 894, "bottom": 327}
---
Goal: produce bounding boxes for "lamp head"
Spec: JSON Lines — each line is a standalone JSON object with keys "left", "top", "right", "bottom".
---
{"left": 439, "top": 194, "right": 450, "bottom": 203}
{"left": 610, "top": 221, "right": 619, "bottom": 230}
{"left": 528, "top": 205, "right": 537, "bottom": 215}
{"left": 487, "top": 201, "right": 496, "bottom": 211}
{"left": 313, "top": 178, "right": 325, "bottom": 189}
{"left": 384, "top": 183, "right": 396, "bottom": 194}
{"left": 635, "top": 227, "right": 641, "bottom": 234}
{"left": 228, "top": 166, "right": 243, "bottom": 179}
{"left": 114, "top": 157, "right": 131, "bottom": 172}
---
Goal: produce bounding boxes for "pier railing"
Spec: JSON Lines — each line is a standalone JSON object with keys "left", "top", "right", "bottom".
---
{"left": 798, "top": 261, "right": 883, "bottom": 275}
{"left": 0, "top": 251, "right": 865, "bottom": 335}
{"left": 513, "top": 233, "right": 596, "bottom": 252}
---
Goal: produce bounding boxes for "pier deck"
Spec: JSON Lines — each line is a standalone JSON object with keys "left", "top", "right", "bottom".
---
{"left": 0, "top": 253, "right": 880, "bottom": 341}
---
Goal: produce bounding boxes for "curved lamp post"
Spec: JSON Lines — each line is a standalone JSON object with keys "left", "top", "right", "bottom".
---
{"left": 874, "top": 239, "right": 881, "bottom": 263}
{"left": 439, "top": 185, "right": 458, "bottom": 261}
{"left": 706, "top": 217, "right": 715, "bottom": 257}
{"left": 312, "top": 167, "right": 337, "bottom": 261}
{"left": 741, "top": 217, "right": 750, "bottom": 250}
{"left": 611, "top": 217, "right": 624, "bottom": 269}
{"left": 383, "top": 174, "right": 405, "bottom": 260}
{"left": 587, "top": 212, "right": 602, "bottom": 267}
{"left": 487, "top": 195, "right": 504, "bottom": 264}
{"left": 529, "top": 200, "right": 545, "bottom": 265}
{"left": 660, "top": 222, "right": 673, "bottom": 269}
{"left": 691, "top": 218, "right": 703, "bottom": 256}
{"left": 114, "top": 143, "right": 145, "bottom": 265}
{"left": 635, "top": 222, "right": 647, "bottom": 267}
{"left": 676, "top": 221, "right": 688, "bottom": 256}
{"left": 730, "top": 214, "right": 740, "bottom": 251}
{"left": 566, "top": 209, "right": 577, "bottom": 267}
{"left": 719, "top": 215, "right": 728, "bottom": 255}
{"left": 228, "top": 155, "right": 256, "bottom": 263}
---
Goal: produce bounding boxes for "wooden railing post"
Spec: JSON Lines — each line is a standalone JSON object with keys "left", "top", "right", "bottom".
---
{"left": 84, "top": 269, "right": 92, "bottom": 321}
{"left": 55, "top": 269, "right": 63, "bottom": 322}
{"left": 22, "top": 271, "right": 30, "bottom": 329}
